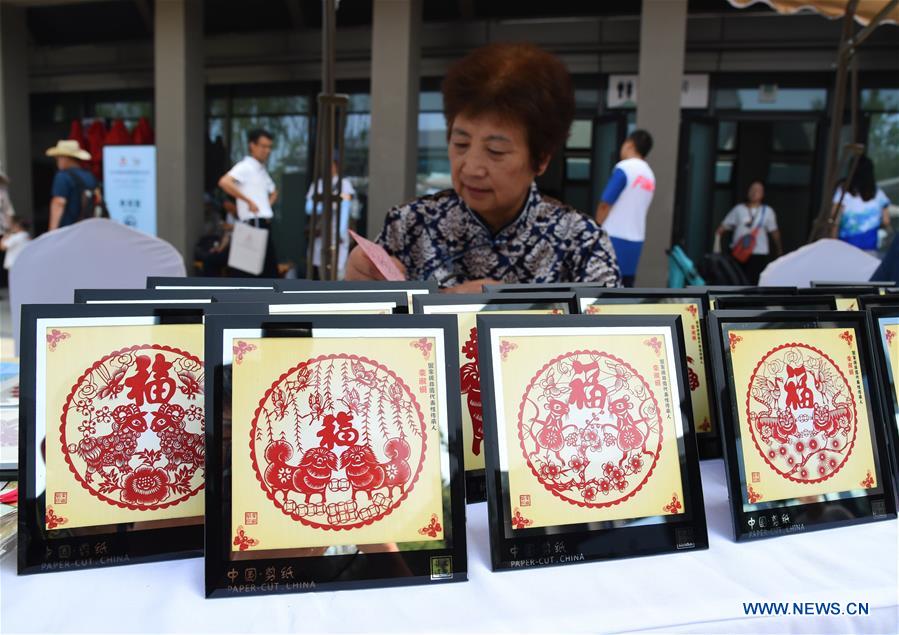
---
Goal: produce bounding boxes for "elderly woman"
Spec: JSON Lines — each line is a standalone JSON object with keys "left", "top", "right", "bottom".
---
{"left": 346, "top": 43, "right": 620, "bottom": 291}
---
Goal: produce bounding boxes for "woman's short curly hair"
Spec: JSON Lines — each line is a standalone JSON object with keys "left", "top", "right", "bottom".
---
{"left": 441, "top": 42, "right": 575, "bottom": 171}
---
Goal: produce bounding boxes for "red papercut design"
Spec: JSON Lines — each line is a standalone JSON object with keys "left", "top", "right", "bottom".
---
{"left": 47, "top": 329, "right": 70, "bottom": 351}
{"left": 840, "top": 331, "right": 854, "bottom": 347}
{"left": 499, "top": 339, "right": 518, "bottom": 361}
{"left": 511, "top": 508, "right": 533, "bottom": 529}
{"left": 251, "top": 353, "right": 427, "bottom": 531}
{"left": 518, "top": 350, "right": 663, "bottom": 508}
{"left": 729, "top": 332, "right": 743, "bottom": 352}
{"left": 233, "top": 525, "right": 259, "bottom": 551}
{"left": 697, "top": 417, "right": 711, "bottom": 433}
{"left": 886, "top": 329, "right": 895, "bottom": 347}
{"left": 410, "top": 338, "right": 433, "bottom": 359}
{"left": 686, "top": 356, "right": 700, "bottom": 392}
{"left": 745, "top": 343, "right": 856, "bottom": 484}
{"left": 59, "top": 345, "right": 205, "bottom": 513}
{"left": 643, "top": 337, "right": 663, "bottom": 356}
{"left": 233, "top": 340, "right": 257, "bottom": 365}
{"left": 585, "top": 305, "right": 601, "bottom": 315}
{"left": 550, "top": 308, "right": 564, "bottom": 315}
{"left": 460, "top": 328, "right": 484, "bottom": 456}
{"left": 663, "top": 493, "right": 682, "bottom": 514}
{"left": 45, "top": 507, "right": 68, "bottom": 529}
{"left": 861, "top": 470, "right": 875, "bottom": 489}
{"left": 747, "top": 485, "right": 762, "bottom": 503}
{"left": 686, "top": 304, "right": 698, "bottom": 319}
{"left": 418, "top": 513, "right": 443, "bottom": 537}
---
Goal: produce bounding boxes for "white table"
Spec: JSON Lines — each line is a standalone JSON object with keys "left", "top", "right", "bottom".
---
{"left": 2, "top": 461, "right": 897, "bottom": 634}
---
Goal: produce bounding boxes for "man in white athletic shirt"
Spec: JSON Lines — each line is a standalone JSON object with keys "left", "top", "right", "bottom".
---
{"left": 595, "top": 130, "right": 655, "bottom": 287}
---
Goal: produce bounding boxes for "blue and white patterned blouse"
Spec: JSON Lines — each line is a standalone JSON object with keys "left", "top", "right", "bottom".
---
{"left": 375, "top": 183, "right": 621, "bottom": 288}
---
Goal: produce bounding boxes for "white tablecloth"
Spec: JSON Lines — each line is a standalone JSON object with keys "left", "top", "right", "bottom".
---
{"left": 2, "top": 461, "right": 897, "bottom": 634}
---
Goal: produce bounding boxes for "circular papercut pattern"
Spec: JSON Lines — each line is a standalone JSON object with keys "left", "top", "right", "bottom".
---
{"left": 518, "top": 350, "right": 663, "bottom": 508}
{"left": 61, "top": 344, "right": 205, "bottom": 510}
{"left": 251, "top": 354, "right": 427, "bottom": 530}
{"left": 746, "top": 343, "right": 857, "bottom": 483}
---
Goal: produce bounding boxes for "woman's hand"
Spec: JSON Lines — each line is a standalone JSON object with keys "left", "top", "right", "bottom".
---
{"left": 344, "top": 246, "right": 407, "bottom": 281}
{"left": 441, "top": 278, "right": 501, "bottom": 294}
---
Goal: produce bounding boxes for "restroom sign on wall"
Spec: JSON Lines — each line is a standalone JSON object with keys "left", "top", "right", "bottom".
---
{"left": 607, "top": 74, "right": 709, "bottom": 109}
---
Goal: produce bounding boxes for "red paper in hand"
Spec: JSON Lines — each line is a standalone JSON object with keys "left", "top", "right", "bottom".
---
{"left": 349, "top": 230, "right": 406, "bottom": 281}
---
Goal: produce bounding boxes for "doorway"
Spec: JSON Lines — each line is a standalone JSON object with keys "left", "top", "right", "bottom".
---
{"left": 676, "top": 114, "right": 825, "bottom": 265}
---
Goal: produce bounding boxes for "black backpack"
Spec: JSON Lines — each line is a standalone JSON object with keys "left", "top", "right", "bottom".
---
{"left": 701, "top": 252, "right": 749, "bottom": 286}
{"left": 67, "top": 169, "right": 109, "bottom": 221}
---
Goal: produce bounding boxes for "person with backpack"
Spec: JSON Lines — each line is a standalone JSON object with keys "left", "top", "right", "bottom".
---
{"left": 716, "top": 180, "right": 783, "bottom": 284}
{"left": 46, "top": 139, "right": 99, "bottom": 231}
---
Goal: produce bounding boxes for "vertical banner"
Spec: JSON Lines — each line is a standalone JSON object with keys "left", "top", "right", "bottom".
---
{"left": 103, "top": 145, "right": 157, "bottom": 236}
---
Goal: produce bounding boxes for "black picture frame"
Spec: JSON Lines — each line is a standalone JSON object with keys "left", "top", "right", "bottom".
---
{"left": 412, "top": 293, "right": 578, "bottom": 503}
{"left": 574, "top": 288, "right": 721, "bottom": 459}
{"left": 797, "top": 287, "right": 869, "bottom": 311}
{"left": 147, "top": 276, "right": 279, "bottom": 290}
{"left": 18, "top": 304, "right": 207, "bottom": 575}
{"left": 688, "top": 286, "right": 798, "bottom": 311}
{"left": 204, "top": 313, "right": 467, "bottom": 597}
{"left": 867, "top": 306, "right": 899, "bottom": 488}
{"left": 74, "top": 289, "right": 219, "bottom": 304}
{"left": 212, "top": 290, "right": 410, "bottom": 314}
{"left": 482, "top": 282, "right": 612, "bottom": 294}
{"left": 811, "top": 281, "right": 895, "bottom": 289}
{"left": 477, "top": 314, "right": 708, "bottom": 571}
{"left": 714, "top": 295, "right": 837, "bottom": 311}
{"left": 707, "top": 310, "right": 897, "bottom": 542}
{"left": 858, "top": 294, "right": 899, "bottom": 311}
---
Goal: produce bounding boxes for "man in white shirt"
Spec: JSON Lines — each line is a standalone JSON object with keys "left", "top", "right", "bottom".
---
{"left": 217, "top": 129, "right": 278, "bottom": 277}
{"left": 595, "top": 129, "right": 655, "bottom": 287}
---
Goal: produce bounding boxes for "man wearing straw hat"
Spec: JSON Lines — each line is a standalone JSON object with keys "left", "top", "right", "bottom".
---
{"left": 45, "top": 139, "right": 96, "bottom": 231}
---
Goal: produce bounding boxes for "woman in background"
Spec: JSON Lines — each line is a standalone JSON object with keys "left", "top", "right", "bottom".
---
{"left": 716, "top": 180, "right": 783, "bottom": 284}
{"left": 832, "top": 156, "right": 892, "bottom": 254}
{"left": 345, "top": 42, "right": 620, "bottom": 291}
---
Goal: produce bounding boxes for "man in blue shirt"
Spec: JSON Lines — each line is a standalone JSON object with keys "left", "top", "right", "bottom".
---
{"left": 46, "top": 140, "right": 96, "bottom": 230}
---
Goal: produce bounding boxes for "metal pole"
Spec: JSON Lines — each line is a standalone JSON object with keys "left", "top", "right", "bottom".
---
{"left": 809, "top": 0, "right": 859, "bottom": 242}
{"left": 307, "top": 0, "right": 348, "bottom": 280}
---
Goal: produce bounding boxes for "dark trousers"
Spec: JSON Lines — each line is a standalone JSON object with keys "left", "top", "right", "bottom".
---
{"left": 740, "top": 254, "right": 770, "bottom": 285}
{"left": 228, "top": 218, "right": 278, "bottom": 279}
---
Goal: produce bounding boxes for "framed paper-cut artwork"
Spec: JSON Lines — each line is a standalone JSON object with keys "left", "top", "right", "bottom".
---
{"left": 75, "top": 288, "right": 217, "bottom": 304}
{"left": 858, "top": 294, "right": 899, "bottom": 311}
{"left": 714, "top": 295, "right": 837, "bottom": 311}
{"left": 212, "top": 290, "right": 410, "bottom": 314}
{"left": 477, "top": 314, "right": 707, "bottom": 571}
{"left": 274, "top": 280, "right": 437, "bottom": 310}
{"left": 689, "top": 286, "right": 797, "bottom": 311}
{"left": 413, "top": 293, "right": 577, "bottom": 502}
{"left": 483, "top": 282, "right": 614, "bottom": 294}
{"left": 18, "top": 304, "right": 206, "bottom": 574}
{"left": 575, "top": 288, "right": 720, "bottom": 459}
{"left": 708, "top": 310, "right": 896, "bottom": 541}
{"left": 798, "top": 287, "right": 868, "bottom": 311}
{"left": 205, "top": 313, "right": 466, "bottom": 597}
{"left": 147, "top": 276, "right": 278, "bottom": 290}
{"left": 868, "top": 306, "right": 899, "bottom": 485}
{"left": 811, "top": 281, "right": 894, "bottom": 291}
